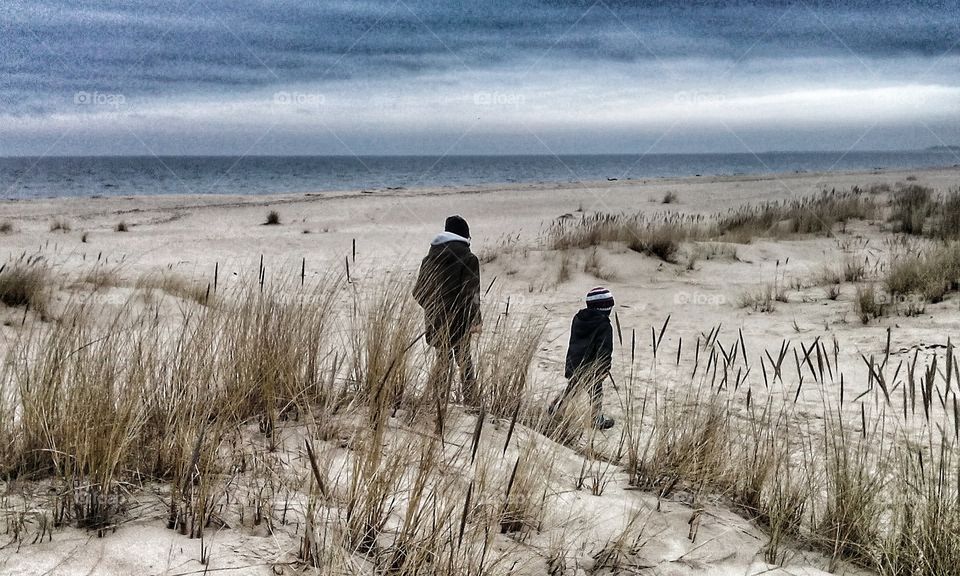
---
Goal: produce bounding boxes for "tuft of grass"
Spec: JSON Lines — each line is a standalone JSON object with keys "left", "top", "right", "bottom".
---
{"left": 473, "top": 312, "right": 545, "bottom": 418}
{"left": 739, "top": 283, "right": 779, "bottom": 313}
{"left": 854, "top": 283, "right": 886, "bottom": 323}
{"left": 78, "top": 265, "right": 123, "bottom": 292}
{"left": 865, "top": 182, "right": 892, "bottom": 194}
{"left": 885, "top": 187, "right": 960, "bottom": 240}
{"left": 890, "top": 184, "right": 934, "bottom": 235}
{"left": 740, "top": 265, "right": 787, "bottom": 312}
{"left": 495, "top": 434, "right": 557, "bottom": 534}
{"left": 592, "top": 507, "right": 651, "bottom": 571}
{"left": 350, "top": 279, "right": 420, "bottom": 423}
{"left": 885, "top": 242, "right": 960, "bottom": 303}
{"left": 0, "top": 261, "right": 50, "bottom": 313}
{"left": 842, "top": 253, "right": 866, "bottom": 282}
{"left": 583, "top": 248, "right": 616, "bottom": 280}
{"left": 477, "top": 233, "right": 527, "bottom": 265}
{"left": 818, "top": 415, "right": 886, "bottom": 569}
{"left": 717, "top": 188, "right": 878, "bottom": 240}
{"left": 634, "top": 392, "right": 732, "bottom": 492}
{"left": 264, "top": 210, "right": 281, "bottom": 225}
{"left": 824, "top": 283, "right": 841, "bottom": 300}
{"left": 628, "top": 224, "right": 683, "bottom": 263}
{"left": 930, "top": 190, "right": 960, "bottom": 240}
{"left": 136, "top": 271, "right": 210, "bottom": 305}
{"left": 818, "top": 268, "right": 842, "bottom": 286}
{"left": 50, "top": 218, "right": 72, "bottom": 233}
{"left": 690, "top": 241, "right": 738, "bottom": 261}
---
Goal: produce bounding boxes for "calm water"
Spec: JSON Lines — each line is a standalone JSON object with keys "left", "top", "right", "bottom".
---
{"left": 1, "top": 151, "right": 957, "bottom": 200}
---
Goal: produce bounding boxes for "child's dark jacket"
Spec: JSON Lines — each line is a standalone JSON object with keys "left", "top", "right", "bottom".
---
{"left": 564, "top": 308, "right": 613, "bottom": 379}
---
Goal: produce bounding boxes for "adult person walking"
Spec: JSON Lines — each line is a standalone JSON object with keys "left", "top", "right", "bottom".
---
{"left": 413, "top": 215, "right": 482, "bottom": 427}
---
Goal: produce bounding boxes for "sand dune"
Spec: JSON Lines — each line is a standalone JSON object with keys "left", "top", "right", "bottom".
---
{"left": 2, "top": 166, "right": 959, "bottom": 575}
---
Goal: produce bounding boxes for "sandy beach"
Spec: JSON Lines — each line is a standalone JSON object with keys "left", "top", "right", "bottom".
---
{"left": 2, "top": 166, "right": 960, "bottom": 576}
{"left": 5, "top": 164, "right": 960, "bottom": 360}
{"left": 5, "top": 164, "right": 960, "bottom": 271}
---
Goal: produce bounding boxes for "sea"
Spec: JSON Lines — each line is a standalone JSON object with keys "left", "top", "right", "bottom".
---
{"left": 1, "top": 151, "right": 958, "bottom": 200}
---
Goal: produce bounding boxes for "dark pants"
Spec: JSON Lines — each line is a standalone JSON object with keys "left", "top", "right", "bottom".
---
{"left": 551, "top": 373, "right": 603, "bottom": 420}
{"left": 427, "top": 336, "right": 477, "bottom": 406}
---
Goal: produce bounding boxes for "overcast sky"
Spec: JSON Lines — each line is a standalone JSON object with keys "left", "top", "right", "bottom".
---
{"left": 2, "top": 0, "right": 959, "bottom": 155}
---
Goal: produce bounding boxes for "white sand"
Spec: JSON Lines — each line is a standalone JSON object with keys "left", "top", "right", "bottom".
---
{"left": 2, "top": 166, "right": 958, "bottom": 575}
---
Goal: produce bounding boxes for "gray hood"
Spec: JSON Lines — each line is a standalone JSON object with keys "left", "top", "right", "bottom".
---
{"left": 431, "top": 231, "right": 471, "bottom": 246}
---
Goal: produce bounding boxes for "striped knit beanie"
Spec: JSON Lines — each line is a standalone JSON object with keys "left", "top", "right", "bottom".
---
{"left": 585, "top": 286, "right": 615, "bottom": 311}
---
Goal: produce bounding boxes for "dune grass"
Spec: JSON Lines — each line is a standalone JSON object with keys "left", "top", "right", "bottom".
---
{"left": 49, "top": 218, "right": 71, "bottom": 233}
{"left": 889, "top": 185, "right": 960, "bottom": 241}
{"left": 717, "top": 188, "right": 878, "bottom": 240}
{"left": 890, "top": 184, "right": 934, "bottom": 235}
{"left": 0, "top": 260, "right": 51, "bottom": 314}
{"left": 854, "top": 283, "right": 887, "bottom": 323}
{"left": 77, "top": 264, "right": 124, "bottom": 292}
{"left": 582, "top": 247, "right": 617, "bottom": 280}
{"left": 545, "top": 212, "right": 706, "bottom": 263}
{"left": 616, "top": 318, "right": 960, "bottom": 574}
{"left": 2, "top": 234, "right": 960, "bottom": 575}
{"left": 885, "top": 241, "right": 960, "bottom": 303}
{"left": 544, "top": 188, "right": 879, "bottom": 267}
{"left": 135, "top": 270, "right": 210, "bottom": 305}
{"left": 0, "top": 265, "right": 564, "bottom": 570}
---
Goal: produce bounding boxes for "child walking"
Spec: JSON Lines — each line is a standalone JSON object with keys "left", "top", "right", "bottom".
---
{"left": 549, "top": 287, "right": 615, "bottom": 430}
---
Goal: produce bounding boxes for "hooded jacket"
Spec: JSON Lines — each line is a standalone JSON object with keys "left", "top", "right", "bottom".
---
{"left": 564, "top": 308, "right": 613, "bottom": 380}
{"left": 413, "top": 232, "right": 482, "bottom": 346}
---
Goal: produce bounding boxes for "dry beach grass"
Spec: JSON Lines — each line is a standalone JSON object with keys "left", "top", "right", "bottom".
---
{"left": 2, "top": 169, "right": 960, "bottom": 575}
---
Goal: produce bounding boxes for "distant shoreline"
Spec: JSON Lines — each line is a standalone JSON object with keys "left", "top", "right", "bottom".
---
{"left": 5, "top": 165, "right": 959, "bottom": 210}
{"left": 2, "top": 148, "right": 960, "bottom": 159}
{"left": 2, "top": 151, "right": 957, "bottom": 201}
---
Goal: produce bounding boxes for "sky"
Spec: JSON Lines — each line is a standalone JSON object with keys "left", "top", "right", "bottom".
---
{"left": 1, "top": 0, "right": 959, "bottom": 155}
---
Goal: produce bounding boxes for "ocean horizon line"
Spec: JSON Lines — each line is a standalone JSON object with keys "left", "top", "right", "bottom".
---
{"left": 1, "top": 148, "right": 957, "bottom": 160}
{"left": 3, "top": 151, "right": 957, "bottom": 200}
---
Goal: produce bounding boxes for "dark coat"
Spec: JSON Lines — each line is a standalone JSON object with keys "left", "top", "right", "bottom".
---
{"left": 564, "top": 308, "right": 613, "bottom": 380}
{"left": 413, "top": 234, "right": 482, "bottom": 346}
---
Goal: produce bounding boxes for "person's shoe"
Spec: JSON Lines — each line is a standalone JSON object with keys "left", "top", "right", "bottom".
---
{"left": 593, "top": 415, "right": 615, "bottom": 430}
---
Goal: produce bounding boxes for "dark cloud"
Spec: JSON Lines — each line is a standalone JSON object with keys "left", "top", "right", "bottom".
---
{"left": 1, "top": 0, "right": 957, "bottom": 114}
{"left": 0, "top": 0, "right": 957, "bottom": 155}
